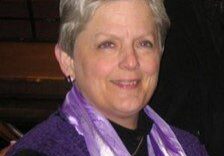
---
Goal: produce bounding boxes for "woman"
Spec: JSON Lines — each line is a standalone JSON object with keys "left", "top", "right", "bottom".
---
{"left": 6, "top": 0, "right": 208, "bottom": 155}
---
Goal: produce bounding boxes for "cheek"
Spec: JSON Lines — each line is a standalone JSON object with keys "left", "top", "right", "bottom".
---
{"left": 91, "top": 59, "right": 117, "bottom": 79}
{"left": 143, "top": 56, "right": 161, "bottom": 75}
{"left": 82, "top": 59, "right": 115, "bottom": 81}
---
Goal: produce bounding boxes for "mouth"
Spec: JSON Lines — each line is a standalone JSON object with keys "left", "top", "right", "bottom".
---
{"left": 110, "top": 79, "right": 141, "bottom": 89}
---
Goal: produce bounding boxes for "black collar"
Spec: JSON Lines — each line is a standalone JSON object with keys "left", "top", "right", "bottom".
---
{"left": 109, "top": 110, "right": 153, "bottom": 155}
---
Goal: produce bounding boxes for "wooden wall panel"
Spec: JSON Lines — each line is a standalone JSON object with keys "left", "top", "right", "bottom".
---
{"left": 0, "top": 42, "right": 63, "bottom": 79}
{"left": 0, "top": 42, "right": 69, "bottom": 133}
{"left": 0, "top": 20, "right": 31, "bottom": 40}
{"left": 0, "top": 0, "right": 28, "bottom": 18}
{"left": 35, "top": 21, "right": 59, "bottom": 41}
{"left": 32, "top": 0, "right": 59, "bottom": 18}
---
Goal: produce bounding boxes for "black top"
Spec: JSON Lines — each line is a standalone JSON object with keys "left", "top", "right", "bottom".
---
{"left": 110, "top": 111, "right": 153, "bottom": 156}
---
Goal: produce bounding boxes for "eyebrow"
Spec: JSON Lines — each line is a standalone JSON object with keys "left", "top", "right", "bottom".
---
{"left": 94, "top": 32, "right": 120, "bottom": 40}
{"left": 94, "top": 31, "right": 156, "bottom": 40}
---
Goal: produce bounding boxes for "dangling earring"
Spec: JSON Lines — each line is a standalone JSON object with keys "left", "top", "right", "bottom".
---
{"left": 67, "top": 76, "right": 75, "bottom": 84}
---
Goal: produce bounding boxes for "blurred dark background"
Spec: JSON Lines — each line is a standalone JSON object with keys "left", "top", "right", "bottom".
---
{"left": 152, "top": 0, "right": 224, "bottom": 156}
{"left": 0, "top": 0, "right": 223, "bottom": 156}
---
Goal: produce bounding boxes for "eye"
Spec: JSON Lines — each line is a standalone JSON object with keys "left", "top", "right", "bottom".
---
{"left": 139, "top": 40, "right": 153, "bottom": 48}
{"left": 97, "top": 41, "right": 115, "bottom": 49}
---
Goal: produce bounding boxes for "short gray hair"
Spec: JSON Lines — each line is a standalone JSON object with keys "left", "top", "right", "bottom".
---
{"left": 58, "top": 0, "right": 170, "bottom": 56}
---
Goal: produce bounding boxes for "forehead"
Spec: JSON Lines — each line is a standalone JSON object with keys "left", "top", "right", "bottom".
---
{"left": 87, "top": 0, "right": 155, "bottom": 34}
{"left": 96, "top": 0, "right": 152, "bottom": 20}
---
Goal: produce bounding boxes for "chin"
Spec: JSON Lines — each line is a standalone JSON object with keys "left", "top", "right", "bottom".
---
{"left": 113, "top": 99, "right": 146, "bottom": 115}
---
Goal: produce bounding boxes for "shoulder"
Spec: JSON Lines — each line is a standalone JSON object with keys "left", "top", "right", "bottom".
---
{"left": 7, "top": 110, "right": 89, "bottom": 156}
{"left": 171, "top": 126, "right": 209, "bottom": 156}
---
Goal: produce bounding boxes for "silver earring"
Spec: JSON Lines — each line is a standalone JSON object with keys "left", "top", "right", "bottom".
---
{"left": 67, "top": 76, "right": 74, "bottom": 83}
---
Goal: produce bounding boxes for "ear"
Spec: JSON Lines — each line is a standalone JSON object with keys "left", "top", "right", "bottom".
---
{"left": 55, "top": 44, "right": 76, "bottom": 79}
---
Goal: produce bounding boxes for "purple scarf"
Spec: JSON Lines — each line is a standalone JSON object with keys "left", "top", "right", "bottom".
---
{"left": 62, "top": 85, "right": 186, "bottom": 156}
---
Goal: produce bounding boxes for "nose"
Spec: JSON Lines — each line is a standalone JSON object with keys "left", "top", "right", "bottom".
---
{"left": 119, "top": 47, "right": 140, "bottom": 70}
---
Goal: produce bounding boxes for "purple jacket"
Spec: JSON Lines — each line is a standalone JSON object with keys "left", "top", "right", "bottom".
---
{"left": 7, "top": 110, "right": 208, "bottom": 156}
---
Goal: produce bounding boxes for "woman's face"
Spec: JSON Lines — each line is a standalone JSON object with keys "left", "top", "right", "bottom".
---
{"left": 71, "top": 0, "right": 162, "bottom": 125}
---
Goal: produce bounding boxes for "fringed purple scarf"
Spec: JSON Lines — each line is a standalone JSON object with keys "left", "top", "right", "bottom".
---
{"left": 62, "top": 85, "right": 186, "bottom": 156}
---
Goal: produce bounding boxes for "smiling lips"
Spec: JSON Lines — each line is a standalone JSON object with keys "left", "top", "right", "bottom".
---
{"left": 111, "top": 79, "right": 141, "bottom": 89}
